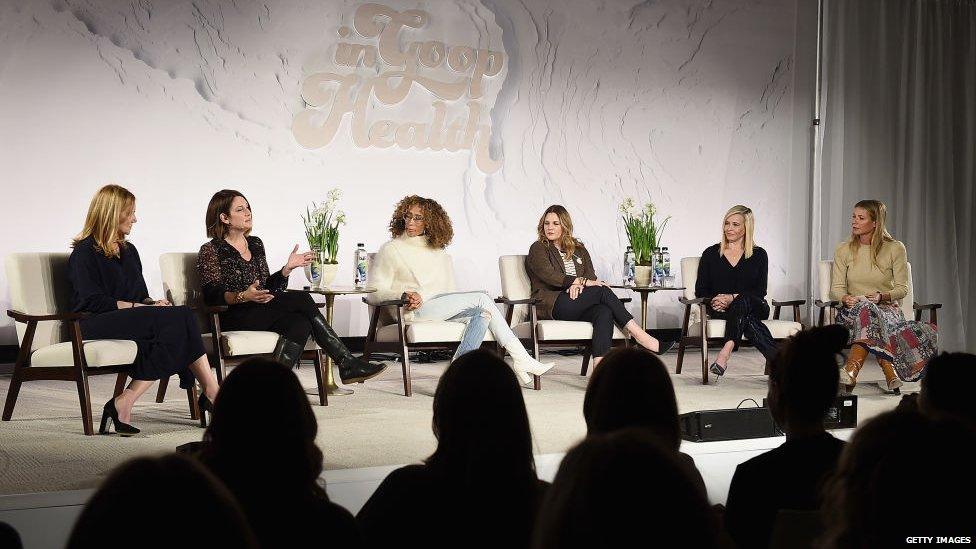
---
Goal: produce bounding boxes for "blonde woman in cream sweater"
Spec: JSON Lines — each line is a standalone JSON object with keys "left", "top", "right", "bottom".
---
{"left": 369, "top": 195, "right": 553, "bottom": 384}
{"left": 830, "top": 200, "right": 938, "bottom": 393}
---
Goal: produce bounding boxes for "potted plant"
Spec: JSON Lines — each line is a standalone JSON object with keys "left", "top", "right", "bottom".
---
{"left": 301, "top": 188, "right": 346, "bottom": 287}
{"left": 620, "top": 198, "right": 670, "bottom": 286}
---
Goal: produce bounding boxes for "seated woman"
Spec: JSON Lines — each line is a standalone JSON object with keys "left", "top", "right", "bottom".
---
{"left": 357, "top": 350, "right": 548, "bottom": 549}
{"left": 525, "top": 205, "right": 672, "bottom": 369}
{"left": 68, "top": 185, "right": 220, "bottom": 435}
{"left": 196, "top": 189, "right": 385, "bottom": 383}
{"left": 198, "top": 358, "right": 362, "bottom": 548}
{"left": 830, "top": 199, "right": 938, "bottom": 393}
{"left": 369, "top": 195, "right": 551, "bottom": 384}
{"left": 695, "top": 205, "right": 777, "bottom": 380}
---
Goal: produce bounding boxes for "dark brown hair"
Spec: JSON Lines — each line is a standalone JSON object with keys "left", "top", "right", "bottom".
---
{"left": 206, "top": 189, "right": 251, "bottom": 239}
{"left": 388, "top": 195, "right": 453, "bottom": 249}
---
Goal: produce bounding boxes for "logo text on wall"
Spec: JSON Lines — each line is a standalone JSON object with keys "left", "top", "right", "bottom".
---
{"left": 292, "top": 3, "right": 504, "bottom": 173}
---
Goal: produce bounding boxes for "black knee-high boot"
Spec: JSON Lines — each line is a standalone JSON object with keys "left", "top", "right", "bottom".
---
{"left": 310, "top": 316, "right": 387, "bottom": 383}
{"left": 272, "top": 336, "right": 305, "bottom": 369}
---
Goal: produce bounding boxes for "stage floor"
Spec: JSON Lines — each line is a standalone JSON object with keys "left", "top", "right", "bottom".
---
{"left": 0, "top": 349, "right": 909, "bottom": 496}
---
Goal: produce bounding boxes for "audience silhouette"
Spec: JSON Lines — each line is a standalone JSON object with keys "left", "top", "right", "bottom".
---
{"left": 356, "top": 350, "right": 546, "bottom": 549}
{"left": 532, "top": 428, "right": 720, "bottom": 549}
{"left": 0, "top": 521, "right": 22, "bottom": 549}
{"left": 919, "top": 351, "right": 976, "bottom": 425}
{"left": 582, "top": 346, "right": 706, "bottom": 493}
{"left": 197, "top": 358, "right": 361, "bottom": 548}
{"left": 66, "top": 454, "right": 257, "bottom": 548}
{"left": 724, "top": 325, "right": 848, "bottom": 548}
{"left": 821, "top": 409, "right": 976, "bottom": 547}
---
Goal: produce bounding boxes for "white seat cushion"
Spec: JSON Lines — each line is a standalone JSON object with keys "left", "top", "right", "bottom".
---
{"left": 375, "top": 321, "right": 497, "bottom": 343}
{"left": 30, "top": 340, "right": 138, "bottom": 367}
{"left": 512, "top": 320, "right": 629, "bottom": 341}
{"left": 687, "top": 319, "right": 802, "bottom": 339}
{"left": 214, "top": 331, "right": 323, "bottom": 356}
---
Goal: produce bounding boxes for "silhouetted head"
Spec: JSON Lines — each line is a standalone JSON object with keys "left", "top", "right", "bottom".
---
{"left": 428, "top": 350, "right": 535, "bottom": 485}
{"left": 821, "top": 410, "right": 976, "bottom": 547}
{"left": 67, "top": 454, "right": 256, "bottom": 548}
{"left": 920, "top": 352, "right": 976, "bottom": 425}
{"left": 583, "top": 348, "right": 680, "bottom": 450}
{"left": 203, "top": 358, "right": 323, "bottom": 492}
{"left": 766, "top": 325, "right": 846, "bottom": 432}
{"left": 533, "top": 429, "right": 719, "bottom": 549}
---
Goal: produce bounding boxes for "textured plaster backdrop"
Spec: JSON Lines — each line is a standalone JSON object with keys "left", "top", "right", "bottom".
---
{"left": 0, "top": 0, "right": 809, "bottom": 342}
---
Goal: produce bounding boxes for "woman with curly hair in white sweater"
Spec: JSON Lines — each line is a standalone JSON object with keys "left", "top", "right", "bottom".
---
{"left": 369, "top": 195, "right": 553, "bottom": 385}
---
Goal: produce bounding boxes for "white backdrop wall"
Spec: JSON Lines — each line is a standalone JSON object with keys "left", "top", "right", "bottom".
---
{"left": 0, "top": 0, "right": 808, "bottom": 344}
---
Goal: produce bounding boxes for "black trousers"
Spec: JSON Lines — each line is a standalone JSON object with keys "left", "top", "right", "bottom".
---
{"left": 80, "top": 305, "right": 205, "bottom": 389}
{"left": 552, "top": 286, "right": 634, "bottom": 357}
{"left": 220, "top": 291, "right": 321, "bottom": 346}
{"left": 708, "top": 295, "right": 778, "bottom": 360}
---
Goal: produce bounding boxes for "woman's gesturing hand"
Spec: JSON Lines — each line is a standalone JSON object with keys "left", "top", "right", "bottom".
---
{"left": 244, "top": 280, "right": 274, "bottom": 303}
{"left": 283, "top": 244, "right": 316, "bottom": 276}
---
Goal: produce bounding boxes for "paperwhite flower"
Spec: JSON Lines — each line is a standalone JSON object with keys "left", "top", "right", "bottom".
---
{"left": 645, "top": 202, "right": 656, "bottom": 216}
{"left": 327, "top": 188, "right": 342, "bottom": 202}
{"left": 336, "top": 211, "right": 347, "bottom": 225}
{"left": 619, "top": 197, "right": 637, "bottom": 216}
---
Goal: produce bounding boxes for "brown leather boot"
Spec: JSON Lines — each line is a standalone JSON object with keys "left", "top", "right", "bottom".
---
{"left": 842, "top": 344, "right": 869, "bottom": 392}
{"left": 878, "top": 358, "right": 903, "bottom": 394}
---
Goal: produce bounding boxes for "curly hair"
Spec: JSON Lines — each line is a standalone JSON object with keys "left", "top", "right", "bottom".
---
{"left": 389, "top": 195, "right": 454, "bottom": 249}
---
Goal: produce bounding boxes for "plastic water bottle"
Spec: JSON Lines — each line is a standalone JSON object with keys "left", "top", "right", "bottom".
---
{"left": 623, "top": 246, "right": 636, "bottom": 285}
{"left": 652, "top": 247, "right": 663, "bottom": 286}
{"left": 661, "top": 247, "right": 671, "bottom": 277}
{"left": 354, "top": 243, "right": 368, "bottom": 287}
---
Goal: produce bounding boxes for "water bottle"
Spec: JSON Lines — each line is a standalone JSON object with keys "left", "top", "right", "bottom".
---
{"left": 354, "top": 243, "right": 368, "bottom": 287}
{"left": 661, "top": 247, "right": 671, "bottom": 277}
{"left": 652, "top": 247, "right": 662, "bottom": 286}
{"left": 623, "top": 246, "right": 636, "bottom": 285}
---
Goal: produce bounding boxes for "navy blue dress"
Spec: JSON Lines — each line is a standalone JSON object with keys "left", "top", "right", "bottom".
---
{"left": 68, "top": 236, "right": 204, "bottom": 389}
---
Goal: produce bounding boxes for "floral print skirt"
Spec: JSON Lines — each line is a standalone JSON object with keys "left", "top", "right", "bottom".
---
{"left": 835, "top": 300, "right": 938, "bottom": 382}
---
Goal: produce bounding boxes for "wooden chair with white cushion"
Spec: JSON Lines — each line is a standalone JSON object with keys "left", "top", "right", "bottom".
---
{"left": 2, "top": 253, "right": 198, "bottom": 435}
{"left": 361, "top": 253, "right": 498, "bottom": 397}
{"left": 813, "top": 259, "right": 940, "bottom": 385}
{"left": 676, "top": 256, "right": 805, "bottom": 384}
{"left": 154, "top": 253, "right": 331, "bottom": 406}
{"left": 496, "top": 255, "right": 631, "bottom": 386}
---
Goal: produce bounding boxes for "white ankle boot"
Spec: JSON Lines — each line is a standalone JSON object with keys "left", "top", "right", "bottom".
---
{"left": 511, "top": 355, "right": 554, "bottom": 384}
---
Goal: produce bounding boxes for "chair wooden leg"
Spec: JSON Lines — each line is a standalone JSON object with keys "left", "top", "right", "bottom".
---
{"left": 76, "top": 372, "right": 95, "bottom": 436}
{"left": 700, "top": 336, "right": 709, "bottom": 386}
{"left": 187, "top": 385, "right": 200, "bottom": 420}
{"left": 114, "top": 373, "right": 128, "bottom": 398}
{"left": 313, "top": 350, "right": 328, "bottom": 406}
{"left": 401, "top": 349, "right": 412, "bottom": 397}
{"left": 155, "top": 377, "right": 167, "bottom": 402}
{"left": 580, "top": 349, "right": 592, "bottom": 376}
{"left": 1, "top": 368, "right": 25, "bottom": 421}
{"left": 676, "top": 340, "right": 686, "bottom": 374}
{"left": 533, "top": 374, "right": 541, "bottom": 390}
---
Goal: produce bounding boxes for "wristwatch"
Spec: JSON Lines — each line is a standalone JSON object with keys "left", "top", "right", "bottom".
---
{"left": 236, "top": 291, "right": 246, "bottom": 304}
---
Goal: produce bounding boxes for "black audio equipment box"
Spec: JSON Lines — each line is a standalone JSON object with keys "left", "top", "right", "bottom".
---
{"left": 680, "top": 395, "right": 858, "bottom": 442}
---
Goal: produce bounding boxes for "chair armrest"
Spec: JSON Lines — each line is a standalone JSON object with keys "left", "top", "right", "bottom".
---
{"left": 619, "top": 297, "right": 632, "bottom": 304}
{"left": 814, "top": 299, "right": 839, "bottom": 308}
{"left": 679, "top": 297, "right": 706, "bottom": 305}
{"left": 7, "top": 309, "right": 88, "bottom": 322}
{"left": 199, "top": 304, "right": 228, "bottom": 313}
{"left": 494, "top": 297, "right": 541, "bottom": 305}
{"left": 362, "top": 297, "right": 409, "bottom": 307}
{"left": 913, "top": 302, "right": 942, "bottom": 311}
{"left": 771, "top": 299, "right": 806, "bottom": 306}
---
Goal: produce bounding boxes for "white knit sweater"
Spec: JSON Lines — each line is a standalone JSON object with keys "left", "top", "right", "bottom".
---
{"left": 368, "top": 234, "right": 455, "bottom": 318}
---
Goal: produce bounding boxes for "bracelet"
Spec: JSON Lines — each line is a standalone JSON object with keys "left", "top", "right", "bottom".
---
{"left": 236, "top": 291, "right": 246, "bottom": 304}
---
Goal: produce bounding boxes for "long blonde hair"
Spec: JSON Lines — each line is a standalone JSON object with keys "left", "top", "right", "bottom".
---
{"left": 720, "top": 205, "right": 756, "bottom": 259}
{"left": 848, "top": 199, "right": 893, "bottom": 265}
{"left": 537, "top": 205, "right": 579, "bottom": 260}
{"left": 73, "top": 185, "right": 136, "bottom": 257}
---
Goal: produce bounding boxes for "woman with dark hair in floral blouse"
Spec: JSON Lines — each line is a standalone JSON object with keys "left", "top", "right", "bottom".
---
{"left": 196, "top": 190, "right": 386, "bottom": 383}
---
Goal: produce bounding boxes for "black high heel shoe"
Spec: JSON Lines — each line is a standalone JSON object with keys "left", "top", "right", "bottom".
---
{"left": 652, "top": 339, "right": 677, "bottom": 356}
{"left": 198, "top": 394, "right": 214, "bottom": 428}
{"left": 99, "top": 398, "right": 140, "bottom": 436}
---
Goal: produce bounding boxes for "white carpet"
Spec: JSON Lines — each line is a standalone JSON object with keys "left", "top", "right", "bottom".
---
{"left": 0, "top": 349, "right": 908, "bottom": 495}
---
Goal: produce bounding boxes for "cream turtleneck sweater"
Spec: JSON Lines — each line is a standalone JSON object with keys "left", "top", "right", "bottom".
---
{"left": 368, "top": 234, "right": 455, "bottom": 318}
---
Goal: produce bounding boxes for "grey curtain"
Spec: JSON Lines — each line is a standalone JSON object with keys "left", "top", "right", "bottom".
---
{"left": 819, "top": 0, "right": 976, "bottom": 352}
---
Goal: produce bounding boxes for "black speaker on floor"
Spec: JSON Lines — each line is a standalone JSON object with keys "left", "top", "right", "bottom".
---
{"left": 681, "top": 395, "right": 859, "bottom": 443}
{"left": 680, "top": 406, "right": 782, "bottom": 442}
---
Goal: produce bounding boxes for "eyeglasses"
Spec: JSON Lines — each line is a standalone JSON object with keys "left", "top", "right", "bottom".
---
{"left": 403, "top": 213, "right": 425, "bottom": 223}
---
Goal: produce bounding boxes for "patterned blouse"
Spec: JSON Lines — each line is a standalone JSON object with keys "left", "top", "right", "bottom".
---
{"left": 197, "top": 236, "right": 287, "bottom": 305}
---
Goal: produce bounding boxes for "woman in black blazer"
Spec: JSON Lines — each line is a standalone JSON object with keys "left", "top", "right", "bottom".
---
{"left": 695, "top": 205, "right": 777, "bottom": 380}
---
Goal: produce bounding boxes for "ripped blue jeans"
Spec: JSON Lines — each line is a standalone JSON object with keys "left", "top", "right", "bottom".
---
{"left": 411, "top": 291, "right": 525, "bottom": 360}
